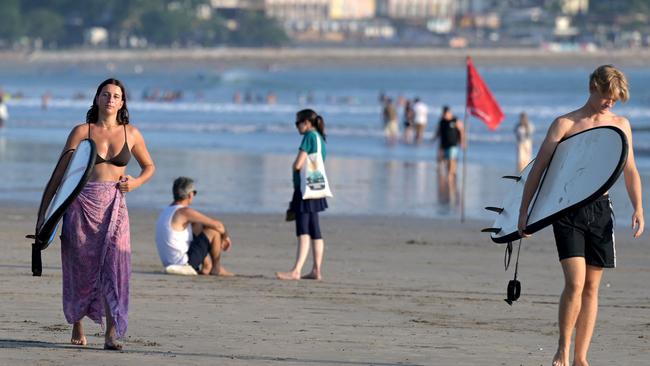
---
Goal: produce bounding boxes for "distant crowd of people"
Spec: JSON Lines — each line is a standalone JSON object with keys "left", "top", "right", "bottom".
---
{"left": 380, "top": 92, "right": 538, "bottom": 204}
{"left": 380, "top": 93, "right": 466, "bottom": 204}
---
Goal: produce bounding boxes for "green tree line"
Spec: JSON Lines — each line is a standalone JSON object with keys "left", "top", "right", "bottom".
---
{"left": 0, "top": 0, "right": 289, "bottom": 48}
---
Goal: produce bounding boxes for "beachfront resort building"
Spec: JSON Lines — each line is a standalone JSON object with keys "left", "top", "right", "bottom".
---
{"left": 375, "top": 0, "right": 455, "bottom": 20}
{"left": 264, "top": 0, "right": 393, "bottom": 42}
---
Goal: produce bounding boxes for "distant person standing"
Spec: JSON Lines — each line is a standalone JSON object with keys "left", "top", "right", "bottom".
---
{"left": 0, "top": 94, "right": 8, "bottom": 128}
{"left": 432, "top": 105, "right": 465, "bottom": 204}
{"left": 402, "top": 99, "right": 415, "bottom": 144}
{"left": 41, "top": 91, "right": 51, "bottom": 110}
{"left": 413, "top": 97, "right": 429, "bottom": 145}
{"left": 382, "top": 97, "right": 399, "bottom": 145}
{"left": 514, "top": 111, "right": 535, "bottom": 172}
{"left": 277, "top": 109, "right": 329, "bottom": 281}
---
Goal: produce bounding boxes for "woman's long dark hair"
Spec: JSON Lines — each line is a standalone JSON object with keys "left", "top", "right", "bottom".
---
{"left": 86, "top": 78, "right": 130, "bottom": 124}
{"left": 296, "top": 109, "right": 326, "bottom": 141}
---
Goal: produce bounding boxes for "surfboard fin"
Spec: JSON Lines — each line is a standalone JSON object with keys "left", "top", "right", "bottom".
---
{"left": 502, "top": 175, "right": 521, "bottom": 182}
{"left": 481, "top": 227, "right": 501, "bottom": 234}
{"left": 484, "top": 206, "right": 504, "bottom": 214}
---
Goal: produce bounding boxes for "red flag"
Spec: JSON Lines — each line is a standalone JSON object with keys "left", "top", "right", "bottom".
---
{"left": 466, "top": 56, "right": 504, "bottom": 130}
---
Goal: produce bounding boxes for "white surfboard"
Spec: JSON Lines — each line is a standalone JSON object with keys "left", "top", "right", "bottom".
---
{"left": 483, "top": 126, "right": 628, "bottom": 244}
{"left": 27, "top": 139, "right": 95, "bottom": 276}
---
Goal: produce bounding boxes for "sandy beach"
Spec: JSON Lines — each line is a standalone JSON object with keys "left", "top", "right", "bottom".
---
{"left": 3, "top": 47, "right": 650, "bottom": 67}
{"left": 1, "top": 204, "right": 648, "bottom": 365}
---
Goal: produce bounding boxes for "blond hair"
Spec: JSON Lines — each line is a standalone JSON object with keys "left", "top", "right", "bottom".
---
{"left": 589, "top": 65, "right": 629, "bottom": 102}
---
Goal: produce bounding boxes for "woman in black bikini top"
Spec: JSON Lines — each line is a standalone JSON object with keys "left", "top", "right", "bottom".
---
{"left": 88, "top": 123, "right": 131, "bottom": 167}
{"left": 57, "top": 78, "right": 155, "bottom": 351}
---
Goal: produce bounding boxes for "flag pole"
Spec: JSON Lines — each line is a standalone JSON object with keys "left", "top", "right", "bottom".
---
{"left": 460, "top": 106, "right": 469, "bottom": 223}
{"left": 461, "top": 56, "right": 470, "bottom": 223}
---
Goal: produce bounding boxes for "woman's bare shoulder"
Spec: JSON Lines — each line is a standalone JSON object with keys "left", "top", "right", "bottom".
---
{"left": 125, "top": 123, "right": 143, "bottom": 138}
{"left": 69, "top": 123, "right": 89, "bottom": 137}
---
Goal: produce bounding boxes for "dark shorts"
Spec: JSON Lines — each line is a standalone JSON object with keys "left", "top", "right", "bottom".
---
{"left": 442, "top": 146, "right": 459, "bottom": 160}
{"left": 295, "top": 212, "right": 322, "bottom": 239}
{"left": 187, "top": 232, "right": 211, "bottom": 271}
{"left": 552, "top": 196, "right": 616, "bottom": 268}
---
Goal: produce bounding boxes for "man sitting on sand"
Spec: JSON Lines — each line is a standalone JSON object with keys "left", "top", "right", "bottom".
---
{"left": 155, "top": 177, "right": 233, "bottom": 276}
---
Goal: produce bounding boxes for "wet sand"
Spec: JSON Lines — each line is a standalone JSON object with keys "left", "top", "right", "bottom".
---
{"left": 1, "top": 205, "right": 649, "bottom": 365}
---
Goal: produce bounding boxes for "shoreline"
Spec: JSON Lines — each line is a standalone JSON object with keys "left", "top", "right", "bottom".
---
{"left": 2, "top": 47, "right": 650, "bottom": 67}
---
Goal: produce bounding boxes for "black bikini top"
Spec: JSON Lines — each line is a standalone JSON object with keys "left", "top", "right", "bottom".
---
{"left": 88, "top": 123, "right": 132, "bottom": 167}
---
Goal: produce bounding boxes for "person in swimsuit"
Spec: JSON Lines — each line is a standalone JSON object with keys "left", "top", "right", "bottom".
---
{"left": 518, "top": 65, "right": 644, "bottom": 366}
{"left": 514, "top": 111, "right": 535, "bottom": 172}
{"left": 432, "top": 105, "right": 465, "bottom": 204}
{"left": 59, "top": 78, "right": 155, "bottom": 350}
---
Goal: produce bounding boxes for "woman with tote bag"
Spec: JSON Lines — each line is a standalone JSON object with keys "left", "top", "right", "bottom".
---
{"left": 277, "top": 109, "right": 332, "bottom": 280}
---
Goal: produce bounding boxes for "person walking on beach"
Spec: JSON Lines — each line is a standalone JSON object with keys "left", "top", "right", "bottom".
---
{"left": 412, "top": 97, "right": 429, "bottom": 145}
{"left": 382, "top": 97, "right": 399, "bottom": 145}
{"left": 402, "top": 99, "right": 415, "bottom": 144}
{"left": 59, "top": 78, "right": 155, "bottom": 350}
{"left": 277, "top": 109, "right": 329, "bottom": 281}
{"left": 517, "top": 65, "right": 644, "bottom": 366}
{"left": 432, "top": 105, "right": 464, "bottom": 205}
{"left": 0, "top": 93, "right": 8, "bottom": 129}
{"left": 514, "top": 111, "right": 534, "bottom": 172}
{"left": 155, "top": 177, "right": 233, "bottom": 276}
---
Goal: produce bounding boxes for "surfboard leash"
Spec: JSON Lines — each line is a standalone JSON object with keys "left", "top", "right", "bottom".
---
{"left": 504, "top": 239, "right": 522, "bottom": 306}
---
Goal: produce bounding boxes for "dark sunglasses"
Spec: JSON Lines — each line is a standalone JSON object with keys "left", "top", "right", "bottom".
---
{"left": 295, "top": 120, "right": 304, "bottom": 127}
{"left": 192, "top": 190, "right": 198, "bottom": 196}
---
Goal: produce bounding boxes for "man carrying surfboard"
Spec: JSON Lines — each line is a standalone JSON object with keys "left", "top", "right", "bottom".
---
{"left": 517, "top": 65, "right": 644, "bottom": 366}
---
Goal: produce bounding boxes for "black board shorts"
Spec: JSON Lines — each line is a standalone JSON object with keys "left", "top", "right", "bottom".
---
{"left": 187, "top": 232, "right": 211, "bottom": 271}
{"left": 552, "top": 195, "right": 615, "bottom": 268}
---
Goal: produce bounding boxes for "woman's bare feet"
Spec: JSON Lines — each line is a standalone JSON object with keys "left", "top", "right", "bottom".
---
{"left": 104, "top": 341, "right": 123, "bottom": 351}
{"left": 552, "top": 349, "right": 569, "bottom": 366}
{"left": 276, "top": 271, "right": 300, "bottom": 280}
{"left": 301, "top": 271, "right": 322, "bottom": 280}
{"left": 70, "top": 321, "right": 87, "bottom": 346}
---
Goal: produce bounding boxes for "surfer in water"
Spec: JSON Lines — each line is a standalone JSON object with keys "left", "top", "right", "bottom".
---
{"left": 59, "top": 78, "right": 155, "bottom": 350}
{"left": 518, "top": 65, "right": 644, "bottom": 366}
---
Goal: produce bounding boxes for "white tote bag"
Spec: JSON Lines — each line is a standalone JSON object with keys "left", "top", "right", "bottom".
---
{"left": 300, "top": 133, "right": 333, "bottom": 199}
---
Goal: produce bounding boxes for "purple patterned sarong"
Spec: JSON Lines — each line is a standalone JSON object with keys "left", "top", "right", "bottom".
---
{"left": 61, "top": 181, "right": 130, "bottom": 337}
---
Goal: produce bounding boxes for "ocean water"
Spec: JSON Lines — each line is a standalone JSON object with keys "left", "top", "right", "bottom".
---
{"left": 1, "top": 61, "right": 649, "bottom": 221}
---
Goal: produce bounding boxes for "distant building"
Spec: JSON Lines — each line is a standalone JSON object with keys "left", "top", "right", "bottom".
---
{"left": 84, "top": 27, "right": 109, "bottom": 47}
{"left": 266, "top": 0, "right": 393, "bottom": 43}
{"left": 211, "top": 0, "right": 264, "bottom": 10}
{"left": 265, "top": 0, "right": 329, "bottom": 22}
{"left": 329, "top": 0, "right": 375, "bottom": 20}
{"left": 559, "top": 0, "right": 588, "bottom": 15}
{"left": 375, "top": 0, "right": 456, "bottom": 20}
